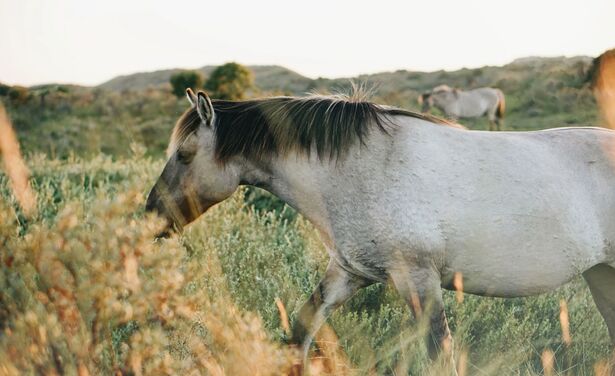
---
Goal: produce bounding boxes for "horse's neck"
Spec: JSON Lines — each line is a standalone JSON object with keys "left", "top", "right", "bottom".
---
{"left": 244, "top": 127, "right": 401, "bottom": 247}
{"left": 265, "top": 155, "right": 337, "bottom": 246}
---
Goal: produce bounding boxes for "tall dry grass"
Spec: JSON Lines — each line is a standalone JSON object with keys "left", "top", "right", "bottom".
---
{"left": 0, "top": 190, "right": 299, "bottom": 375}
{"left": 0, "top": 107, "right": 296, "bottom": 375}
{"left": 0, "top": 102, "right": 36, "bottom": 216}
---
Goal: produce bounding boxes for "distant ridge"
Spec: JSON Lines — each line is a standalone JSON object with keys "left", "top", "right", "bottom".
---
{"left": 97, "top": 65, "right": 313, "bottom": 94}
{"left": 94, "top": 56, "right": 595, "bottom": 96}
{"left": 509, "top": 55, "right": 592, "bottom": 65}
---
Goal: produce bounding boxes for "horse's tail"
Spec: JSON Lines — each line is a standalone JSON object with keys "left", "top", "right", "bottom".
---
{"left": 495, "top": 89, "right": 505, "bottom": 119}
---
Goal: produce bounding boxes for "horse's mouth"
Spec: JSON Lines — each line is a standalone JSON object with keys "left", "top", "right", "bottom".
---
{"left": 153, "top": 217, "right": 185, "bottom": 239}
{"left": 155, "top": 227, "right": 174, "bottom": 239}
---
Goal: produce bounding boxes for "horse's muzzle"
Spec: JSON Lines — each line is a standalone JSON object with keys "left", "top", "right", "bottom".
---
{"left": 145, "top": 187, "right": 176, "bottom": 239}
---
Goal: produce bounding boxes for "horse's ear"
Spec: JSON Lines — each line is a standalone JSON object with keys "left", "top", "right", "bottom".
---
{"left": 196, "top": 91, "right": 215, "bottom": 126}
{"left": 186, "top": 88, "right": 197, "bottom": 107}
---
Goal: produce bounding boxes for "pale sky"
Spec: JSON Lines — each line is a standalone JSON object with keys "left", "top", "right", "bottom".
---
{"left": 1, "top": 0, "right": 614, "bottom": 87}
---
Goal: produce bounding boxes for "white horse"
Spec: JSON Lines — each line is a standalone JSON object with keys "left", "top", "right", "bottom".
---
{"left": 419, "top": 85, "right": 506, "bottom": 131}
{"left": 146, "top": 89, "right": 615, "bottom": 370}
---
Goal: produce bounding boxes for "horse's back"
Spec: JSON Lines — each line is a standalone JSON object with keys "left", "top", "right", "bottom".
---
{"left": 456, "top": 88, "right": 500, "bottom": 118}
{"left": 389, "top": 123, "right": 615, "bottom": 296}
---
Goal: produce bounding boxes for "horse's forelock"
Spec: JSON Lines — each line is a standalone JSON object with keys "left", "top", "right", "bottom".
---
{"left": 168, "top": 108, "right": 201, "bottom": 157}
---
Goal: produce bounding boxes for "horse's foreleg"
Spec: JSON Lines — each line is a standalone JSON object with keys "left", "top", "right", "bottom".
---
{"left": 291, "top": 260, "right": 373, "bottom": 362}
{"left": 390, "top": 267, "right": 456, "bottom": 372}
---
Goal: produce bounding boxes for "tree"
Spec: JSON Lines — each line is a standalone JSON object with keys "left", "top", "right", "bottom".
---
{"left": 205, "top": 62, "right": 254, "bottom": 100}
{"left": 170, "top": 71, "right": 204, "bottom": 98}
{"left": 7, "top": 86, "right": 30, "bottom": 105}
{"left": 0, "top": 83, "right": 10, "bottom": 97}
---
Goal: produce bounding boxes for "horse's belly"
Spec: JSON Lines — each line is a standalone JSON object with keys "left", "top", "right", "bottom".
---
{"left": 441, "top": 235, "right": 601, "bottom": 297}
{"left": 442, "top": 256, "right": 578, "bottom": 297}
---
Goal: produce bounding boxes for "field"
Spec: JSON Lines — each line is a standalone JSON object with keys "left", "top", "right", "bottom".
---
{"left": 1, "top": 56, "right": 613, "bottom": 375}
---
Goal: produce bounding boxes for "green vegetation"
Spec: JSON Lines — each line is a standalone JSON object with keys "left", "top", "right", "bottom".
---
{"left": 6, "top": 86, "right": 31, "bottom": 105}
{"left": 169, "top": 70, "right": 204, "bottom": 98}
{"left": 0, "top": 56, "right": 611, "bottom": 374}
{"left": 204, "top": 62, "right": 254, "bottom": 100}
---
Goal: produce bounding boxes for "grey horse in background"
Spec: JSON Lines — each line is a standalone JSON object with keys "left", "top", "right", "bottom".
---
{"left": 419, "top": 85, "right": 506, "bottom": 130}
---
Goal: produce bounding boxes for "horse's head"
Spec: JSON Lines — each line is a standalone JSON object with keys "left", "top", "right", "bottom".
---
{"left": 145, "top": 89, "right": 241, "bottom": 236}
{"left": 422, "top": 85, "right": 457, "bottom": 112}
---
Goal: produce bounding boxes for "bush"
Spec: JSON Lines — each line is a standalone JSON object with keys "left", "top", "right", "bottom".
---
{"left": 169, "top": 71, "right": 204, "bottom": 98}
{"left": 205, "top": 62, "right": 254, "bottom": 100}
{"left": 7, "top": 86, "right": 30, "bottom": 105}
{"left": 0, "top": 157, "right": 294, "bottom": 375}
{"left": 0, "top": 83, "right": 10, "bottom": 97}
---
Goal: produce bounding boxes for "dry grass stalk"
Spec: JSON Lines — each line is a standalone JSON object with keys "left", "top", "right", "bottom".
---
{"left": 311, "top": 324, "right": 353, "bottom": 375}
{"left": 559, "top": 299, "right": 572, "bottom": 346}
{"left": 457, "top": 349, "right": 468, "bottom": 376}
{"left": 453, "top": 272, "right": 464, "bottom": 304}
{"left": 275, "top": 297, "right": 291, "bottom": 337}
{"left": 593, "top": 358, "right": 611, "bottom": 376}
{"left": 541, "top": 348, "right": 555, "bottom": 376}
{"left": 0, "top": 102, "right": 37, "bottom": 216}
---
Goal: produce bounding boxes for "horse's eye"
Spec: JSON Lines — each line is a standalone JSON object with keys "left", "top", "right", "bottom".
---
{"left": 177, "top": 150, "right": 194, "bottom": 164}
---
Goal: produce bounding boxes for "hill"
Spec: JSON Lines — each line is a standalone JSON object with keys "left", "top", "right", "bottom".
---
{"left": 98, "top": 65, "right": 312, "bottom": 94}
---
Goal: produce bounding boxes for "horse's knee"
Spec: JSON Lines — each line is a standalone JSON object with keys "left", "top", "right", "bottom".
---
{"left": 292, "top": 261, "right": 372, "bottom": 350}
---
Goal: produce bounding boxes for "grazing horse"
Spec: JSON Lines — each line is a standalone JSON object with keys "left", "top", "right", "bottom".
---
{"left": 146, "top": 89, "right": 615, "bottom": 370}
{"left": 419, "top": 85, "right": 506, "bottom": 131}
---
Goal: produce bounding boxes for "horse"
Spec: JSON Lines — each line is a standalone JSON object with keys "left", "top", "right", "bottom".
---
{"left": 146, "top": 88, "right": 615, "bottom": 371}
{"left": 419, "top": 85, "right": 506, "bottom": 131}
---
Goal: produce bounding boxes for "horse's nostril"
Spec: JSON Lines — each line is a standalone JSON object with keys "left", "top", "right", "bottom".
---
{"left": 145, "top": 199, "right": 156, "bottom": 213}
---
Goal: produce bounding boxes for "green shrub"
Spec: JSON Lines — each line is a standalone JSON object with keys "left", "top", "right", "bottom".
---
{"left": 205, "top": 62, "right": 254, "bottom": 100}
{"left": 7, "top": 86, "right": 30, "bottom": 105}
{"left": 169, "top": 71, "right": 204, "bottom": 98}
{"left": 0, "top": 83, "right": 10, "bottom": 97}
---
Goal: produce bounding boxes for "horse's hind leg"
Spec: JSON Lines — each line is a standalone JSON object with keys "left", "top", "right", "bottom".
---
{"left": 487, "top": 110, "right": 498, "bottom": 131}
{"left": 389, "top": 266, "right": 457, "bottom": 373}
{"left": 495, "top": 117, "right": 503, "bottom": 131}
{"left": 583, "top": 263, "right": 615, "bottom": 343}
{"left": 488, "top": 119, "right": 495, "bottom": 131}
{"left": 291, "top": 260, "right": 373, "bottom": 363}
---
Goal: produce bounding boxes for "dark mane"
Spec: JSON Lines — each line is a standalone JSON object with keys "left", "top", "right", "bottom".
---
{"left": 169, "top": 93, "right": 455, "bottom": 162}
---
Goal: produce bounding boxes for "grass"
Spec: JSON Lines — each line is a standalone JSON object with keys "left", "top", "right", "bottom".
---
{"left": 0, "top": 151, "right": 612, "bottom": 375}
